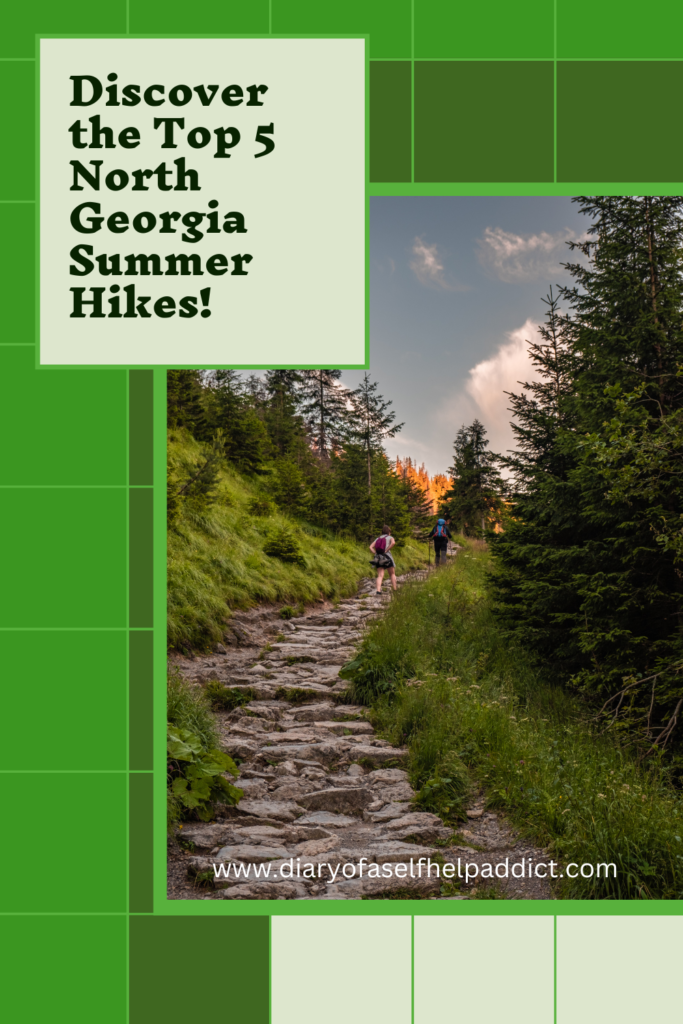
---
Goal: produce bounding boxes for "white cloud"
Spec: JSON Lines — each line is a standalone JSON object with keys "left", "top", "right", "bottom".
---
{"left": 464, "top": 318, "right": 541, "bottom": 454}
{"left": 434, "top": 319, "right": 542, "bottom": 463}
{"left": 476, "top": 226, "right": 583, "bottom": 283}
{"left": 409, "top": 237, "right": 469, "bottom": 292}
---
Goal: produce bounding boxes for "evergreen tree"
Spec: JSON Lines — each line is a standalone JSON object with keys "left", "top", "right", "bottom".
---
{"left": 491, "top": 196, "right": 683, "bottom": 753}
{"left": 271, "top": 457, "right": 311, "bottom": 518}
{"left": 264, "top": 370, "right": 305, "bottom": 456}
{"left": 297, "top": 369, "right": 350, "bottom": 457}
{"left": 441, "top": 419, "right": 504, "bottom": 536}
{"left": 167, "top": 370, "right": 207, "bottom": 436}
{"left": 349, "top": 373, "right": 404, "bottom": 493}
{"left": 207, "top": 370, "right": 269, "bottom": 473}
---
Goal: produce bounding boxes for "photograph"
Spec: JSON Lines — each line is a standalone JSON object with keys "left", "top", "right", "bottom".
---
{"left": 167, "top": 195, "right": 683, "bottom": 901}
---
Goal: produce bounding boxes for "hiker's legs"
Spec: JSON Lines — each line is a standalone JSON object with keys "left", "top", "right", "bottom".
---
{"left": 434, "top": 539, "right": 448, "bottom": 565}
{"left": 388, "top": 567, "right": 397, "bottom": 591}
{"left": 376, "top": 568, "right": 385, "bottom": 593}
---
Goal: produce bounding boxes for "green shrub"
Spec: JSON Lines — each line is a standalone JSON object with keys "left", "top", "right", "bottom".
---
{"left": 167, "top": 671, "right": 218, "bottom": 749}
{"left": 354, "top": 548, "right": 683, "bottom": 900}
{"left": 263, "top": 527, "right": 306, "bottom": 567}
{"left": 413, "top": 751, "right": 472, "bottom": 822}
{"left": 167, "top": 430, "right": 427, "bottom": 649}
{"left": 247, "top": 495, "right": 275, "bottom": 517}
{"left": 167, "top": 673, "right": 242, "bottom": 830}
{"left": 204, "top": 681, "right": 254, "bottom": 710}
{"left": 167, "top": 726, "right": 242, "bottom": 822}
{"left": 279, "top": 605, "right": 296, "bottom": 619}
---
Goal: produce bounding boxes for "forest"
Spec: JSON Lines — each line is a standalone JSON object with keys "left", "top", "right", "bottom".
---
{"left": 168, "top": 195, "right": 683, "bottom": 766}
{"left": 167, "top": 365, "right": 437, "bottom": 543}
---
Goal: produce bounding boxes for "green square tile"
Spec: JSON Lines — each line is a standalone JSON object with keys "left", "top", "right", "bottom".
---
{"left": 415, "top": 62, "right": 554, "bottom": 182}
{"left": 274, "top": 0, "right": 409, "bottom": 59}
{"left": 131, "top": 0, "right": 268, "bottom": 33}
{"left": 0, "top": 631, "right": 126, "bottom": 770}
{"left": 0, "top": 489, "right": 126, "bottom": 627}
{"left": 370, "top": 61, "right": 411, "bottom": 182}
{"left": 557, "top": 62, "right": 683, "bottom": 181}
{"left": 558, "top": 0, "right": 683, "bottom": 58}
{"left": 0, "top": 348, "right": 126, "bottom": 485}
{"left": 0, "top": 64, "right": 34, "bottom": 200}
{"left": 130, "top": 917, "right": 269, "bottom": 1022}
{"left": 0, "top": 206, "right": 34, "bottom": 343}
{"left": 0, "top": 773, "right": 126, "bottom": 911}
{"left": 4, "top": 2, "right": 125, "bottom": 58}
{"left": 1, "top": 916, "right": 127, "bottom": 1023}
{"left": 415, "top": 0, "right": 553, "bottom": 59}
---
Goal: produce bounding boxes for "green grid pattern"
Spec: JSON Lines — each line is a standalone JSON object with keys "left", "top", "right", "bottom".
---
{"left": 2, "top": 2, "right": 683, "bottom": 1022}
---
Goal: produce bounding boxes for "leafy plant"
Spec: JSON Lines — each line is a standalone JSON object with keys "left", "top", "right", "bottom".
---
{"left": 167, "top": 725, "right": 242, "bottom": 821}
{"left": 414, "top": 752, "right": 471, "bottom": 822}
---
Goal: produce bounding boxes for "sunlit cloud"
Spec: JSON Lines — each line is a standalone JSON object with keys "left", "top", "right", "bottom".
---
{"left": 410, "top": 237, "right": 470, "bottom": 292}
{"left": 435, "top": 319, "right": 542, "bottom": 462}
{"left": 476, "top": 226, "right": 584, "bottom": 283}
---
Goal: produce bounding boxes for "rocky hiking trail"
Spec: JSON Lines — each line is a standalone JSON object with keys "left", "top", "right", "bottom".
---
{"left": 169, "top": 571, "right": 553, "bottom": 901}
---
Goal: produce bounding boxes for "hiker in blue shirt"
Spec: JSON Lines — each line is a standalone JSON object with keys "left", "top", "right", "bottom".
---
{"left": 428, "top": 517, "right": 453, "bottom": 566}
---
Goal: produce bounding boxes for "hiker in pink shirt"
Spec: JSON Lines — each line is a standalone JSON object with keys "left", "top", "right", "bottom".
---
{"left": 369, "top": 525, "right": 397, "bottom": 596}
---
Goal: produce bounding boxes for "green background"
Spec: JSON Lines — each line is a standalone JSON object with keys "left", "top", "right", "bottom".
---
{"left": 2, "top": 1, "right": 683, "bottom": 1021}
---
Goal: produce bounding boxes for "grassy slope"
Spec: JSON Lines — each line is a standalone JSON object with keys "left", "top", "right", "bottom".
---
{"left": 167, "top": 429, "right": 427, "bottom": 650}
{"left": 347, "top": 542, "right": 683, "bottom": 899}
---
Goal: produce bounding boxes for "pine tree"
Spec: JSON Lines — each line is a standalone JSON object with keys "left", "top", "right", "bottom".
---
{"left": 349, "top": 373, "right": 404, "bottom": 493}
{"left": 491, "top": 197, "right": 683, "bottom": 754}
{"left": 297, "top": 369, "right": 350, "bottom": 457}
{"left": 167, "top": 370, "right": 207, "bottom": 436}
{"left": 206, "top": 370, "right": 269, "bottom": 472}
{"left": 441, "top": 419, "right": 504, "bottom": 536}
{"left": 264, "top": 370, "right": 305, "bottom": 456}
{"left": 271, "top": 457, "right": 311, "bottom": 518}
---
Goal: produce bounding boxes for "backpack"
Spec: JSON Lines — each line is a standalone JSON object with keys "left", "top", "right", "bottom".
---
{"left": 434, "top": 520, "right": 447, "bottom": 538}
{"left": 370, "top": 535, "right": 392, "bottom": 568}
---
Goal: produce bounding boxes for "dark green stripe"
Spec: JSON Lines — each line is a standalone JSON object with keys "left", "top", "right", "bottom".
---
{"left": 129, "top": 370, "right": 154, "bottom": 486}
{"left": 129, "top": 488, "right": 153, "bottom": 628}
{"left": 129, "top": 631, "right": 153, "bottom": 771}
{"left": 370, "top": 61, "right": 412, "bottom": 182}
{"left": 129, "top": 773, "right": 153, "bottom": 914}
{"left": 129, "top": 917, "right": 269, "bottom": 1021}
{"left": 414, "top": 61, "right": 554, "bottom": 182}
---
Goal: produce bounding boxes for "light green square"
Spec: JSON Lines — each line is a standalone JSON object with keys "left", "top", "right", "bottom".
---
{"left": 0, "top": 773, "right": 127, "bottom": 911}
{"left": 558, "top": 917, "right": 683, "bottom": 1022}
{"left": 415, "top": 916, "right": 554, "bottom": 1023}
{"left": 0, "top": 631, "right": 126, "bottom": 770}
{"left": 272, "top": 916, "right": 411, "bottom": 1022}
{"left": 558, "top": 0, "right": 683, "bottom": 58}
{"left": 0, "top": 489, "right": 126, "bottom": 627}
{"left": 1, "top": 916, "right": 127, "bottom": 1022}
{"left": 415, "top": 0, "right": 554, "bottom": 58}
{"left": 274, "top": 0, "right": 408, "bottom": 58}
{"left": 2, "top": 0, "right": 126, "bottom": 59}
{"left": 0, "top": 64, "right": 34, "bottom": 200}
{"left": 0, "top": 348, "right": 127, "bottom": 485}
{"left": 0, "top": 206, "right": 34, "bottom": 344}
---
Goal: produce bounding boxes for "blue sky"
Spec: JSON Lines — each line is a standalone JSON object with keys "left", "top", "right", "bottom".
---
{"left": 340, "top": 196, "right": 590, "bottom": 476}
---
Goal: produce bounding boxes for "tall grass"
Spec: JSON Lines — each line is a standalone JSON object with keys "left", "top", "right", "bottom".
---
{"left": 344, "top": 544, "right": 683, "bottom": 899}
{"left": 168, "top": 430, "right": 427, "bottom": 649}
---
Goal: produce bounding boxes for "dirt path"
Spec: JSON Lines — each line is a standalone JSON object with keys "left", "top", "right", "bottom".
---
{"left": 168, "top": 571, "right": 553, "bottom": 901}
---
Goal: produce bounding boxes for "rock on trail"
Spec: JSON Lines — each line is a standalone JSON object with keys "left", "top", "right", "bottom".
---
{"left": 168, "top": 572, "right": 553, "bottom": 901}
